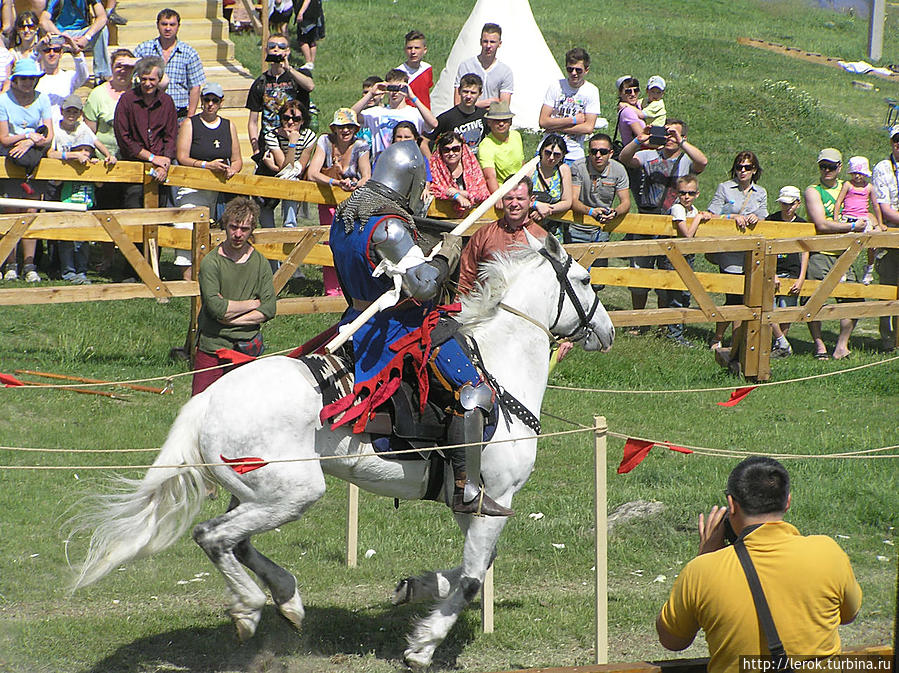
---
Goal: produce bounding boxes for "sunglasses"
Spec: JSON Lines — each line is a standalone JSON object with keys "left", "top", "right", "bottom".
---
{"left": 678, "top": 190, "right": 698, "bottom": 196}
{"left": 267, "top": 42, "right": 289, "bottom": 49}
{"left": 43, "top": 46, "right": 63, "bottom": 53}
{"left": 818, "top": 161, "right": 840, "bottom": 171}
{"left": 542, "top": 148, "right": 564, "bottom": 159}
{"left": 736, "top": 164, "right": 755, "bottom": 171}
{"left": 20, "top": 24, "right": 36, "bottom": 30}
{"left": 281, "top": 114, "right": 303, "bottom": 122}
{"left": 441, "top": 145, "right": 462, "bottom": 153}
{"left": 202, "top": 95, "right": 222, "bottom": 103}
{"left": 589, "top": 147, "right": 612, "bottom": 156}
{"left": 622, "top": 87, "right": 639, "bottom": 94}
{"left": 566, "top": 66, "right": 584, "bottom": 74}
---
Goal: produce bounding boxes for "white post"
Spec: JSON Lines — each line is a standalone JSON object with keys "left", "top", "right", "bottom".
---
{"left": 869, "top": 0, "right": 885, "bottom": 62}
{"left": 481, "top": 564, "right": 494, "bottom": 633}
{"left": 594, "top": 415, "right": 608, "bottom": 664}
{"left": 346, "top": 483, "right": 358, "bottom": 567}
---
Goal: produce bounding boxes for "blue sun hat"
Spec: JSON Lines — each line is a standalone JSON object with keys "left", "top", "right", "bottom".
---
{"left": 11, "top": 59, "right": 44, "bottom": 79}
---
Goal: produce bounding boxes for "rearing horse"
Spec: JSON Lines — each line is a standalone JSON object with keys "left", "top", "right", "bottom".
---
{"left": 70, "top": 233, "right": 614, "bottom": 670}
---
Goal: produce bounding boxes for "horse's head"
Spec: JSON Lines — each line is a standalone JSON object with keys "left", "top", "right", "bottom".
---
{"left": 526, "top": 231, "right": 615, "bottom": 352}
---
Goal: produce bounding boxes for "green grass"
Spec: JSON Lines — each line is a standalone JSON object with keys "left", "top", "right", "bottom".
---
{"left": 1, "top": 0, "right": 898, "bottom": 671}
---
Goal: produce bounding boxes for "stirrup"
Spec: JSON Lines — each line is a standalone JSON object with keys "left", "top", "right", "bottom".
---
{"left": 452, "top": 488, "right": 514, "bottom": 517}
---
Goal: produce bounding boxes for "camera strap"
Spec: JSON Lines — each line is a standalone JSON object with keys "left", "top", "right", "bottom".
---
{"left": 733, "top": 524, "right": 794, "bottom": 672}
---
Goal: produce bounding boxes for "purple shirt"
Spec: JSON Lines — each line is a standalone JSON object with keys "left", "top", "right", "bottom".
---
{"left": 113, "top": 87, "right": 178, "bottom": 160}
{"left": 618, "top": 104, "right": 642, "bottom": 145}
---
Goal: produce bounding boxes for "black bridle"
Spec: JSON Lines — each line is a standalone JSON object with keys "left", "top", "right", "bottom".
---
{"left": 538, "top": 248, "right": 603, "bottom": 343}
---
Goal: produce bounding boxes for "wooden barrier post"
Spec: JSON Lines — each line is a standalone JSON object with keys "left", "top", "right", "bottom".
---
{"left": 482, "top": 563, "right": 494, "bottom": 633}
{"left": 188, "top": 210, "right": 211, "bottom": 359}
{"left": 737, "top": 238, "right": 768, "bottom": 380}
{"left": 594, "top": 415, "right": 608, "bottom": 665}
{"left": 346, "top": 483, "right": 358, "bottom": 568}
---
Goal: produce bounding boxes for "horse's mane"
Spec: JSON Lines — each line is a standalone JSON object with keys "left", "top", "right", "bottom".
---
{"left": 457, "top": 245, "right": 543, "bottom": 333}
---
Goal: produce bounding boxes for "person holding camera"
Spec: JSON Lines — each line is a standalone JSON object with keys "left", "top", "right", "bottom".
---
{"left": 656, "top": 456, "right": 861, "bottom": 673}
{"left": 569, "top": 132, "right": 630, "bottom": 285}
{"left": 617, "top": 119, "right": 707, "bottom": 324}
{"left": 246, "top": 33, "right": 314, "bottom": 160}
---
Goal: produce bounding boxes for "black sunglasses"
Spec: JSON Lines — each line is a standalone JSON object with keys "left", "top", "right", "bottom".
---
{"left": 818, "top": 161, "right": 840, "bottom": 170}
{"left": 589, "top": 147, "right": 612, "bottom": 156}
{"left": 736, "top": 164, "right": 755, "bottom": 171}
{"left": 43, "top": 46, "right": 63, "bottom": 53}
{"left": 566, "top": 66, "right": 584, "bottom": 74}
{"left": 202, "top": 96, "right": 222, "bottom": 103}
{"left": 622, "top": 87, "right": 639, "bottom": 94}
{"left": 440, "top": 145, "right": 462, "bottom": 153}
{"left": 678, "top": 190, "right": 698, "bottom": 196}
{"left": 281, "top": 114, "right": 303, "bottom": 122}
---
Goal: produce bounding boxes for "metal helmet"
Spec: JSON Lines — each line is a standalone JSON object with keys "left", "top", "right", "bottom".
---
{"left": 369, "top": 140, "right": 428, "bottom": 216}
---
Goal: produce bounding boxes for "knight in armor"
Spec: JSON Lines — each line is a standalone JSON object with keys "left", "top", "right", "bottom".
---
{"left": 322, "top": 140, "right": 513, "bottom": 517}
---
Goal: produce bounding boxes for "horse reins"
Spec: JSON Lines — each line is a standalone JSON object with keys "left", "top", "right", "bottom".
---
{"left": 538, "top": 248, "right": 602, "bottom": 343}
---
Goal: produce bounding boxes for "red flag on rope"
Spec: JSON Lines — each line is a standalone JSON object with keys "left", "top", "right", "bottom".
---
{"left": 220, "top": 454, "right": 268, "bottom": 474}
{"left": 618, "top": 439, "right": 694, "bottom": 473}
{"left": 717, "top": 386, "right": 757, "bottom": 407}
{"left": 215, "top": 348, "right": 256, "bottom": 365}
{"left": 618, "top": 439, "right": 655, "bottom": 473}
{"left": 0, "top": 372, "right": 23, "bottom": 386}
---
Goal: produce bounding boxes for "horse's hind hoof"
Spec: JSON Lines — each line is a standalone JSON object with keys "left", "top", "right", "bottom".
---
{"left": 231, "top": 608, "right": 262, "bottom": 642}
{"left": 392, "top": 578, "right": 413, "bottom": 605}
{"left": 277, "top": 589, "right": 305, "bottom": 632}
{"left": 403, "top": 648, "right": 432, "bottom": 671}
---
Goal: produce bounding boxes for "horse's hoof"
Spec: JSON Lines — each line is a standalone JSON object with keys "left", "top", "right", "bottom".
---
{"left": 231, "top": 608, "right": 262, "bottom": 642}
{"left": 277, "top": 589, "right": 305, "bottom": 631}
{"left": 392, "top": 578, "right": 413, "bottom": 606}
{"left": 403, "top": 648, "right": 432, "bottom": 671}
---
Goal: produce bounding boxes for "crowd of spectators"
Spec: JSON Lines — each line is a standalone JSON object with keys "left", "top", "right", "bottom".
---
{"left": 0, "top": 9, "right": 895, "bottom": 357}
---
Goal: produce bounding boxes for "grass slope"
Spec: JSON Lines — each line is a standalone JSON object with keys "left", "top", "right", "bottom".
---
{"left": 0, "top": 0, "right": 897, "bottom": 671}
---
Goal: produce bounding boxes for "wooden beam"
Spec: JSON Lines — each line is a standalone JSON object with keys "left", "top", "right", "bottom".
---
{"left": 0, "top": 158, "right": 145, "bottom": 183}
{"left": 276, "top": 295, "right": 348, "bottom": 315}
{"left": 99, "top": 213, "right": 172, "bottom": 302}
{"left": 655, "top": 241, "right": 722, "bottom": 321}
{"left": 271, "top": 229, "right": 327, "bottom": 293}
{"left": 0, "top": 214, "right": 34, "bottom": 270}
{"left": 0, "top": 281, "right": 198, "bottom": 306}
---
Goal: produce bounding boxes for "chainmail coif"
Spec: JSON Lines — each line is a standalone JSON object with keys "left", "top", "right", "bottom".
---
{"left": 336, "top": 182, "right": 413, "bottom": 233}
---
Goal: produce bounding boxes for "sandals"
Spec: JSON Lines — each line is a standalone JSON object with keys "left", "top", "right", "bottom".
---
{"left": 813, "top": 351, "right": 830, "bottom": 360}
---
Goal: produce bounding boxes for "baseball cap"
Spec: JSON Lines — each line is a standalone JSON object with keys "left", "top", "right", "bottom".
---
{"left": 817, "top": 148, "right": 842, "bottom": 164}
{"left": 889, "top": 125, "right": 899, "bottom": 141}
{"left": 776, "top": 186, "right": 801, "bottom": 203}
{"left": 61, "top": 93, "right": 83, "bottom": 110}
{"left": 201, "top": 82, "right": 224, "bottom": 99}
{"left": 615, "top": 75, "right": 632, "bottom": 89}
{"left": 647, "top": 75, "right": 666, "bottom": 91}
{"left": 848, "top": 156, "right": 871, "bottom": 177}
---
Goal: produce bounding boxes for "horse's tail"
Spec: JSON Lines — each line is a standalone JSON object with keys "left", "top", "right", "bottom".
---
{"left": 70, "top": 392, "right": 212, "bottom": 591}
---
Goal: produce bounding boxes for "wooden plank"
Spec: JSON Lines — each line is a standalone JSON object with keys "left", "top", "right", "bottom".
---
{"left": 272, "top": 230, "right": 327, "bottom": 293}
{"left": 802, "top": 243, "right": 863, "bottom": 317}
{"left": 0, "top": 215, "right": 34, "bottom": 270}
{"left": 0, "top": 158, "right": 145, "bottom": 183}
{"left": 276, "top": 295, "right": 348, "bottom": 315}
{"left": 655, "top": 241, "right": 722, "bottom": 320}
{"left": 608, "top": 306, "right": 758, "bottom": 327}
{"left": 0, "top": 281, "right": 198, "bottom": 306}
{"left": 100, "top": 213, "right": 171, "bottom": 302}
{"left": 770, "top": 299, "right": 899, "bottom": 323}
{"left": 0, "top": 208, "right": 205, "bottom": 234}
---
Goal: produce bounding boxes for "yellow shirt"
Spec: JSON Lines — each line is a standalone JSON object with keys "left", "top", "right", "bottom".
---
{"left": 478, "top": 129, "right": 524, "bottom": 183}
{"left": 659, "top": 521, "right": 861, "bottom": 673}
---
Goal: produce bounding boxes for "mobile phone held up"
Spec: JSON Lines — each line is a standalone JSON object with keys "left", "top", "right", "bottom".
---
{"left": 385, "top": 84, "right": 404, "bottom": 92}
{"left": 265, "top": 53, "right": 284, "bottom": 63}
{"left": 647, "top": 125, "right": 667, "bottom": 148}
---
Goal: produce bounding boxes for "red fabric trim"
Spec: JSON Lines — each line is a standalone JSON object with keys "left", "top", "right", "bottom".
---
{"left": 717, "top": 386, "right": 757, "bottom": 407}
{"left": 320, "top": 307, "right": 441, "bottom": 433}
{"left": 220, "top": 454, "right": 268, "bottom": 474}
{"left": 215, "top": 348, "right": 256, "bottom": 365}
{"left": 0, "top": 373, "right": 24, "bottom": 386}
{"left": 663, "top": 441, "right": 693, "bottom": 455}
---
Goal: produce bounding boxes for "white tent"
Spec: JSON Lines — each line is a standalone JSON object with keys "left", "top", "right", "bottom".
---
{"left": 430, "top": 0, "right": 564, "bottom": 131}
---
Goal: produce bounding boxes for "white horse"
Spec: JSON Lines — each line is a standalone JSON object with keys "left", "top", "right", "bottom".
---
{"left": 69, "top": 234, "right": 614, "bottom": 670}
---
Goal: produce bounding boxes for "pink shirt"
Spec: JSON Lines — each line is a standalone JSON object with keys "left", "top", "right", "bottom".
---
{"left": 841, "top": 184, "right": 873, "bottom": 219}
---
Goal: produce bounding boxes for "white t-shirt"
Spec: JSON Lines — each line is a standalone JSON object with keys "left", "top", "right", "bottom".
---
{"left": 360, "top": 105, "right": 427, "bottom": 161}
{"left": 52, "top": 119, "right": 97, "bottom": 152}
{"left": 670, "top": 202, "right": 698, "bottom": 223}
{"left": 541, "top": 78, "right": 601, "bottom": 161}
{"left": 454, "top": 56, "right": 514, "bottom": 102}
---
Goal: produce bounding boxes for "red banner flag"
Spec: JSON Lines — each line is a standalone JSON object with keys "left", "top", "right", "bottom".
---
{"left": 618, "top": 438, "right": 655, "bottom": 474}
{"left": 215, "top": 348, "right": 256, "bottom": 365}
{"left": 717, "top": 386, "right": 757, "bottom": 407}
{"left": 0, "top": 373, "right": 24, "bottom": 387}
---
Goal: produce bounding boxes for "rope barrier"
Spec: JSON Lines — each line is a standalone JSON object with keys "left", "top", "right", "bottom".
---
{"left": 548, "top": 353, "right": 899, "bottom": 394}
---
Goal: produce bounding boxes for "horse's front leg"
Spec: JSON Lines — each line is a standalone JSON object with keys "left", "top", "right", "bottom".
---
{"left": 403, "top": 515, "right": 508, "bottom": 670}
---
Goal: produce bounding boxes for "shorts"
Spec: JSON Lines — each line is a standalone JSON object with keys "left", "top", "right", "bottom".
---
{"left": 806, "top": 252, "right": 862, "bottom": 304}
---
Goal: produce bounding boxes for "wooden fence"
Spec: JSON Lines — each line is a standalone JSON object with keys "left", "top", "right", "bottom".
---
{"left": 1, "top": 159, "right": 897, "bottom": 380}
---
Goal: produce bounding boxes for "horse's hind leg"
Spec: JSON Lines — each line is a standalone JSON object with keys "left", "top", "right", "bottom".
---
{"left": 392, "top": 566, "right": 463, "bottom": 605}
{"left": 193, "top": 478, "right": 325, "bottom": 640}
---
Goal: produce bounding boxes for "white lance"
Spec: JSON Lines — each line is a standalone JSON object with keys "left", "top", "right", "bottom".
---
{"left": 324, "top": 155, "right": 540, "bottom": 354}
{"left": 0, "top": 197, "right": 88, "bottom": 211}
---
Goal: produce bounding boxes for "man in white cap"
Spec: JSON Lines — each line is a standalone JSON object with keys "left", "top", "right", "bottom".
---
{"left": 765, "top": 186, "right": 808, "bottom": 358}
{"left": 872, "top": 126, "right": 899, "bottom": 351}
{"left": 803, "top": 148, "right": 864, "bottom": 360}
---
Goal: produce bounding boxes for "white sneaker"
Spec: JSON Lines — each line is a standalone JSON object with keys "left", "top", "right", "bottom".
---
{"left": 3, "top": 268, "right": 17, "bottom": 281}
{"left": 862, "top": 265, "right": 874, "bottom": 285}
{"left": 24, "top": 269, "right": 40, "bottom": 283}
